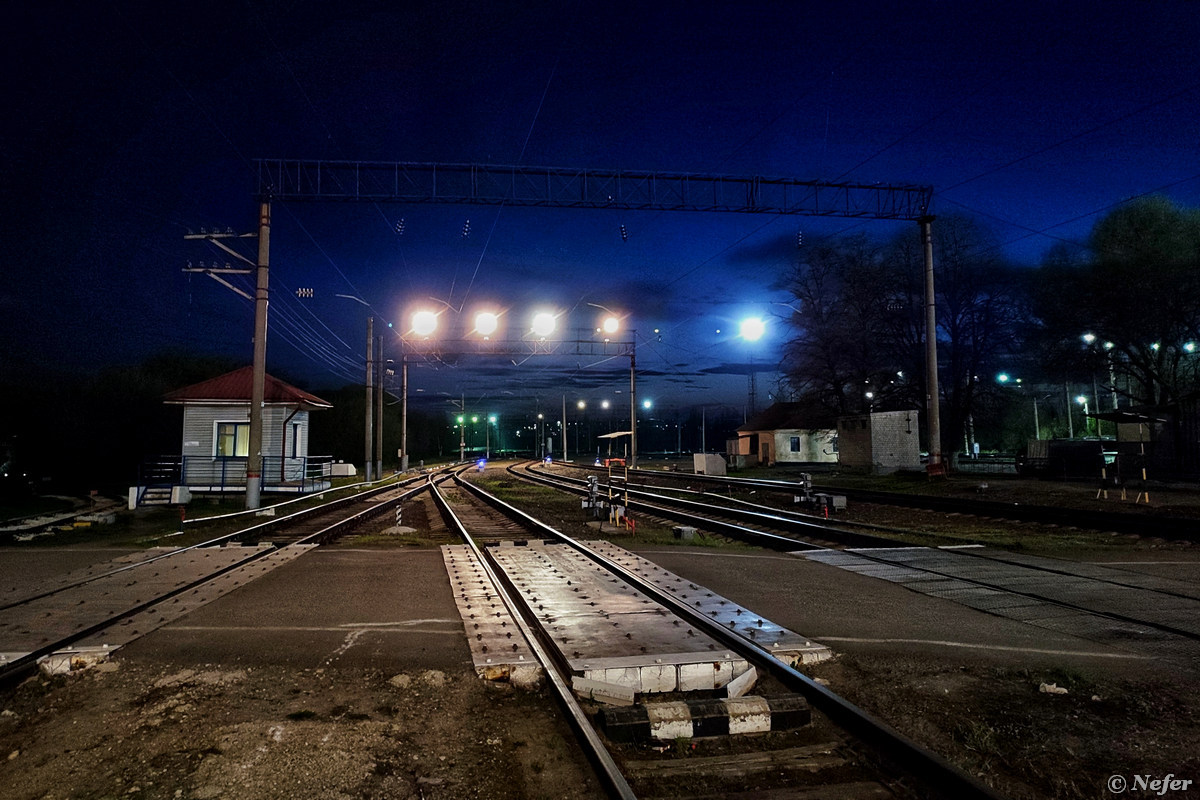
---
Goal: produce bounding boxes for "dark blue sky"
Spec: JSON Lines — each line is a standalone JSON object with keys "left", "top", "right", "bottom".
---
{"left": 4, "top": 1, "right": 1198, "bottom": 417}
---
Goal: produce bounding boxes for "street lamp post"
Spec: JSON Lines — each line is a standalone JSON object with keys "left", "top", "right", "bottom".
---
{"left": 588, "top": 303, "right": 638, "bottom": 468}
{"left": 561, "top": 396, "right": 568, "bottom": 461}
{"left": 575, "top": 400, "right": 586, "bottom": 456}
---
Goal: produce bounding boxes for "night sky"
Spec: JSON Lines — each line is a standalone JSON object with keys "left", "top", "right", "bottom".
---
{"left": 4, "top": 1, "right": 1198, "bottom": 417}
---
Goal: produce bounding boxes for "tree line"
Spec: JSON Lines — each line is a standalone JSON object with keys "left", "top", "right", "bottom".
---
{"left": 775, "top": 197, "right": 1200, "bottom": 455}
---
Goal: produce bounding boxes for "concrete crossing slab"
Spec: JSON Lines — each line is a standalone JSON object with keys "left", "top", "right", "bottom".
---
{"left": 439, "top": 541, "right": 835, "bottom": 694}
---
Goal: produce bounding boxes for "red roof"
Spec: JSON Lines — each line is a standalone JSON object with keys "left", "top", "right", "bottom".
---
{"left": 164, "top": 367, "right": 332, "bottom": 409}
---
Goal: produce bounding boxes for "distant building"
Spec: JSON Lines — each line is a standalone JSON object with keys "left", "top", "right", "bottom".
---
{"left": 130, "top": 367, "right": 334, "bottom": 507}
{"left": 727, "top": 402, "right": 838, "bottom": 468}
{"left": 836, "top": 410, "right": 921, "bottom": 474}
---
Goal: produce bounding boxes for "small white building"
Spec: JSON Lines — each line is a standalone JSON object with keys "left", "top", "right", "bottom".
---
{"left": 836, "top": 410, "right": 921, "bottom": 474}
{"left": 132, "top": 367, "right": 333, "bottom": 506}
{"left": 729, "top": 403, "right": 838, "bottom": 468}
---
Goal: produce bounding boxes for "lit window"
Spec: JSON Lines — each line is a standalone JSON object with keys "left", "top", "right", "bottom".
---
{"left": 216, "top": 422, "right": 249, "bottom": 457}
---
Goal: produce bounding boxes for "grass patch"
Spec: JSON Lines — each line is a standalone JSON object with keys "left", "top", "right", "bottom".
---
{"left": 345, "top": 532, "right": 432, "bottom": 547}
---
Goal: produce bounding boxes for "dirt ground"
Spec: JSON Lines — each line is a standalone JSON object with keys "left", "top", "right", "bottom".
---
{"left": 2, "top": 469, "right": 1199, "bottom": 800}
{"left": 805, "top": 654, "right": 1200, "bottom": 800}
{"left": 0, "top": 661, "right": 605, "bottom": 800}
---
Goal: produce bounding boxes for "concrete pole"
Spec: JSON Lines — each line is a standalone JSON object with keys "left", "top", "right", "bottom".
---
{"left": 629, "top": 340, "right": 638, "bottom": 468}
{"left": 400, "top": 355, "right": 409, "bottom": 471}
{"left": 1065, "top": 383, "right": 1075, "bottom": 438}
{"left": 365, "top": 317, "right": 374, "bottom": 482}
{"left": 246, "top": 200, "right": 271, "bottom": 510}
{"left": 562, "top": 395, "right": 568, "bottom": 462}
{"left": 919, "top": 216, "right": 942, "bottom": 473}
{"left": 375, "top": 334, "right": 384, "bottom": 479}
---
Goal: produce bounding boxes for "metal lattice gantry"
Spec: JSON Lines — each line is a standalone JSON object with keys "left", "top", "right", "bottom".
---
{"left": 226, "top": 159, "right": 943, "bottom": 509}
{"left": 255, "top": 160, "right": 933, "bottom": 220}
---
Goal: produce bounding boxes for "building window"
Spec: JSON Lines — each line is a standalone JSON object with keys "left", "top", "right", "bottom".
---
{"left": 216, "top": 422, "right": 250, "bottom": 457}
{"left": 291, "top": 423, "right": 302, "bottom": 458}
{"left": 789, "top": 436, "right": 801, "bottom": 453}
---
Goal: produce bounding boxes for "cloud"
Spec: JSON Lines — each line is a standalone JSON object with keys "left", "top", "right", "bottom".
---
{"left": 698, "top": 362, "right": 764, "bottom": 376}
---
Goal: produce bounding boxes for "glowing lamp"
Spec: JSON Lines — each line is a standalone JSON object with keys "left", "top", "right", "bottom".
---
{"left": 412, "top": 310, "right": 438, "bottom": 337}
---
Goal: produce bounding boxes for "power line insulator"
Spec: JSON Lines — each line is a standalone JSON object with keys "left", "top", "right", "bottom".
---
{"left": 461, "top": 220, "right": 471, "bottom": 238}
{"left": 619, "top": 224, "right": 628, "bottom": 242}
{"left": 395, "top": 218, "right": 405, "bottom": 235}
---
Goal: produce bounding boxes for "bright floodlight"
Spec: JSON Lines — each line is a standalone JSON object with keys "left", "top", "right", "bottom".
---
{"left": 642, "top": 399, "right": 652, "bottom": 410}
{"left": 412, "top": 310, "right": 438, "bottom": 337}
{"left": 475, "top": 311, "right": 500, "bottom": 337}
{"left": 997, "top": 373, "right": 1010, "bottom": 383}
{"left": 601, "top": 316, "right": 620, "bottom": 335}
{"left": 740, "top": 317, "right": 766, "bottom": 342}
{"left": 531, "top": 311, "right": 556, "bottom": 338}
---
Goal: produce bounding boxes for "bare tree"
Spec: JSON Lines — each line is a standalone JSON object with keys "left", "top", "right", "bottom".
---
{"left": 778, "top": 234, "right": 915, "bottom": 414}
{"left": 780, "top": 215, "right": 1027, "bottom": 456}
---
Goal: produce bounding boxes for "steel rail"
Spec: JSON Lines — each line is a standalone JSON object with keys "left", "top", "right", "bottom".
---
{"left": 0, "top": 549, "right": 278, "bottom": 687}
{"left": 0, "top": 474, "right": 436, "bottom": 688}
{"left": 0, "top": 474, "right": 430, "bottom": 614}
{"left": 292, "top": 479, "right": 432, "bottom": 545}
{"left": 514, "top": 463, "right": 1200, "bottom": 646}
{"left": 514, "top": 462, "right": 892, "bottom": 549}
{"left": 430, "top": 470, "right": 637, "bottom": 800}
{"left": 455, "top": 471, "right": 1007, "bottom": 800}
{"left": 612, "top": 465, "right": 1200, "bottom": 542}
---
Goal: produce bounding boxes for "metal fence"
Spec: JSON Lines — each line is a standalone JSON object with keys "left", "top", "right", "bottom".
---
{"left": 140, "top": 455, "right": 334, "bottom": 494}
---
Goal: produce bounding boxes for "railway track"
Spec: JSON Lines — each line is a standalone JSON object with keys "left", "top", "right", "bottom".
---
{"left": 0, "top": 472, "right": 438, "bottom": 686}
{"left": 431, "top": 467, "right": 1004, "bottom": 800}
{"left": 607, "top": 463, "right": 1200, "bottom": 542}
{"left": 506, "top": 462, "right": 1200, "bottom": 669}
{"left": 8, "top": 461, "right": 1192, "bottom": 797}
